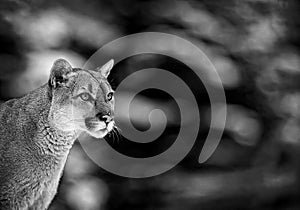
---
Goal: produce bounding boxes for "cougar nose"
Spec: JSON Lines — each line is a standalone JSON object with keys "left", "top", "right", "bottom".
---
{"left": 96, "top": 113, "right": 112, "bottom": 123}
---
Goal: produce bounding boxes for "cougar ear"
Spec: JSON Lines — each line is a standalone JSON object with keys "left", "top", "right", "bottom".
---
{"left": 96, "top": 59, "right": 114, "bottom": 78}
{"left": 49, "top": 59, "right": 74, "bottom": 88}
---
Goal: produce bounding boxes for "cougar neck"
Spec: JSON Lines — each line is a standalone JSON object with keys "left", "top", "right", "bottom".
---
{"left": 25, "top": 84, "right": 79, "bottom": 159}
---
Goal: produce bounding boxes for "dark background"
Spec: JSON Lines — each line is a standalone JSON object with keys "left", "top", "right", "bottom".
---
{"left": 1, "top": 0, "right": 300, "bottom": 209}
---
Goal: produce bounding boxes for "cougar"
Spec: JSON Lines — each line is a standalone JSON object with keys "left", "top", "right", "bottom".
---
{"left": 0, "top": 58, "right": 115, "bottom": 210}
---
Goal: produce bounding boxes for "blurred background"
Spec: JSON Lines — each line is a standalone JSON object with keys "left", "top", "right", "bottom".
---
{"left": 1, "top": 0, "right": 300, "bottom": 209}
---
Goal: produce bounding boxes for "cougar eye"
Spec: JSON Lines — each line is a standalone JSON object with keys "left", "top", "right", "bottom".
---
{"left": 79, "top": 93, "right": 93, "bottom": 102}
{"left": 107, "top": 92, "right": 114, "bottom": 101}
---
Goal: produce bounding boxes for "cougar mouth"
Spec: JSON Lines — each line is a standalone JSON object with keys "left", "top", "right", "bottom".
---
{"left": 85, "top": 117, "right": 114, "bottom": 138}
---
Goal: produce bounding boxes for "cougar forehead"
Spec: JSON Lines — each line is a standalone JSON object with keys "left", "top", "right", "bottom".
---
{"left": 72, "top": 69, "right": 112, "bottom": 98}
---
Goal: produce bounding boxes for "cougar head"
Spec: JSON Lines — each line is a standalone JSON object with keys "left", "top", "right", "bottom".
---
{"left": 48, "top": 58, "right": 115, "bottom": 138}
